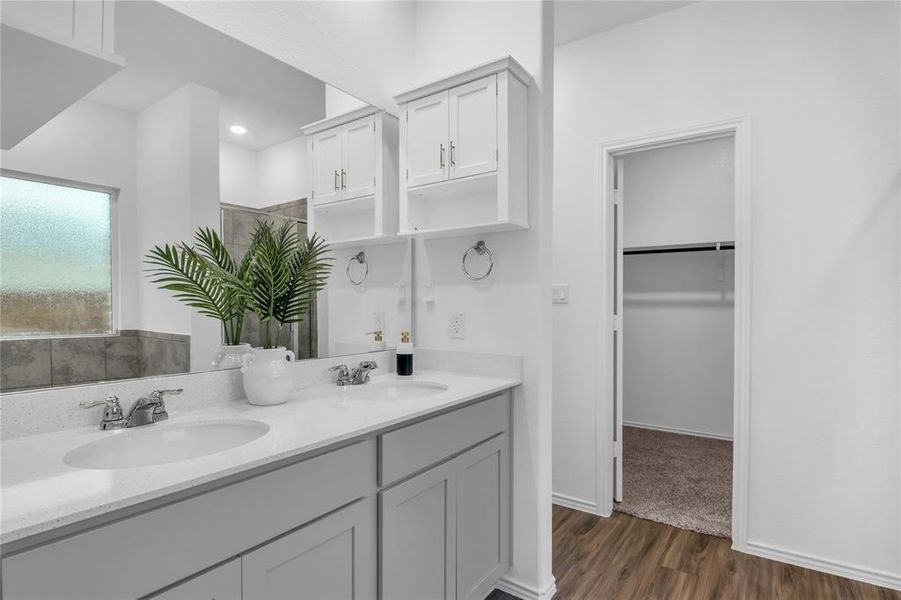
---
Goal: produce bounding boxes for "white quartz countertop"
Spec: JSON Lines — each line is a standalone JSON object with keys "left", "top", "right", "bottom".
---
{"left": 0, "top": 370, "right": 518, "bottom": 547}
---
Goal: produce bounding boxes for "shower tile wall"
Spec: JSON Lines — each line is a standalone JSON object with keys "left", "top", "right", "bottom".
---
{"left": 221, "top": 200, "right": 316, "bottom": 359}
{"left": 0, "top": 330, "right": 190, "bottom": 392}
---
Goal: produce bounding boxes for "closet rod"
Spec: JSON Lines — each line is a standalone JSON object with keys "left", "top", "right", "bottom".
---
{"left": 623, "top": 242, "right": 735, "bottom": 256}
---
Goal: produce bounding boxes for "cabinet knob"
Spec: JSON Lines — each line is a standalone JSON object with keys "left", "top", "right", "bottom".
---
{"left": 334, "top": 170, "right": 340, "bottom": 190}
{"left": 440, "top": 144, "right": 446, "bottom": 168}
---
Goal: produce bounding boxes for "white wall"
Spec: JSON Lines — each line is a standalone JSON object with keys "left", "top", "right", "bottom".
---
{"left": 621, "top": 139, "right": 735, "bottom": 440}
{"left": 325, "top": 84, "right": 368, "bottom": 118}
{"left": 623, "top": 137, "right": 734, "bottom": 248}
{"left": 257, "top": 136, "right": 307, "bottom": 207}
{"left": 164, "top": 0, "right": 416, "bottom": 111}
{"left": 219, "top": 136, "right": 307, "bottom": 209}
{"left": 624, "top": 252, "right": 734, "bottom": 439}
{"left": 553, "top": 0, "right": 900, "bottom": 586}
{"left": 219, "top": 141, "right": 258, "bottom": 206}
{"left": 136, "top": 83, "right": 221, "bottom": 369}
{"left": 411, "top": 2, "right": 556, "bottom": 597}
{"left": 0, "top": 99, "right": 140, "bottom": 330}
{"left": 319, "top": 242, "right": 412, "bottom": 357}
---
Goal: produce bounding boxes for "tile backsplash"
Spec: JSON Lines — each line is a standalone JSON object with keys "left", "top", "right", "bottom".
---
{"left": 0, "top": 330, "right": 190, "bottom": 392}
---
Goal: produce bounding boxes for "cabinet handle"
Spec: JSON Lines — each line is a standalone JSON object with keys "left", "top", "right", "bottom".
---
{"left": 334, "top": 170, "right": 339, "bottom": 190}
{"left": 341, "top": 169, "right": 347, "bottom": 189}
{"left": 450, "top": 142, "right": 456, "bottom": 166}
{"left": 440, "top": 144, "right": 446, "bottom": 168}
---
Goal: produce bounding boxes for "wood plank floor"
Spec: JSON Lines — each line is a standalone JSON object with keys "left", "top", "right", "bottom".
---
{"left": 491, "top": 506, "right": 901, "bottom": 599}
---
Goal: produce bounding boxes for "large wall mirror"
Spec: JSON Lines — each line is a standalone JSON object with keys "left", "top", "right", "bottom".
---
{"left": 0, "top": 0, "right": 411, "bottom": 392}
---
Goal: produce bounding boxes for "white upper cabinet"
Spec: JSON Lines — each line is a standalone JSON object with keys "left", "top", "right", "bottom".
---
{"left": 395, "top": 57, "right": 530, "bottom": 238}
{"left": 406, "top": 92, "right": 450, "bottom": 187}
{"left": 449, "top": 75, "right": 498, "bottom": 180}
{"left": 312, "top": 128, "right": 344, "bottom": 205}
{"left": 343, "top": 116, "right": 377, "bottom": 200}
{"left": 302, "top": 107, "right": 399, "bottom": 247}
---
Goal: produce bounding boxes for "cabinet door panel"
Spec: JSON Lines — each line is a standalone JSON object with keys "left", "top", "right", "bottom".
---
{"left": 343, "top": 116, "right": 377, "bottom": 200}
{"left": 456, "top": 434, "right": 509, "bottom": 600}
{"left": 380, "top": 461, "right": 456, "bottom": 600}
{"left": 312, "top": 129, "right": 343, "bottom": 205}
{"left": 449, "top": 75, "right": 497, "bottom": 180}
{"left": 148, "top": 559, "right": 241, "bottom": 600}
{"left": 243, "top": 498, "right": 376, "bottom": 600}
{"left": 406, "top": 92, "right": 449, "bottom": 187}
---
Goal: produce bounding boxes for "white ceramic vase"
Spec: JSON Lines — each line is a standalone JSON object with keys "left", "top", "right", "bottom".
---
{"left": 241, "top": 347, "right": 296, "bottom": 406}
{"left": 211, "top": 343, "right": 252, "bottom": 370}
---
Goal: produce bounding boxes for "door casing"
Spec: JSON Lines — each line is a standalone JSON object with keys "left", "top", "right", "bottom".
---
{"left": 595, "top": 117, "right": 751, "bottom": 551}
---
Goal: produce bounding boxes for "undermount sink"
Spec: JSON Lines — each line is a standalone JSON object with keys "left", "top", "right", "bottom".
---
{"left": 64, "top": 419, "right": 269, "bottom": 470}
{"left": 339, "top": 380, "right": 448, "bottom": 401}
{"left": 298, "top": 379, "right": 449, "bottom": 403}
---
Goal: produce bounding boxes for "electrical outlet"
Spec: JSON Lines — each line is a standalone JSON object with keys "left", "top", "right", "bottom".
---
{"left": 373, "top": 312, "right": 386, "bottom": 331}
{"left": 449, "top": 312, "right": 465, "bottom": 339}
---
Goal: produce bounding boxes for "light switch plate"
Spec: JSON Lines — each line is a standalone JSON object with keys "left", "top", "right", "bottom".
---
{"left": 552, "top": 284, "right": 570, "bottom": 304}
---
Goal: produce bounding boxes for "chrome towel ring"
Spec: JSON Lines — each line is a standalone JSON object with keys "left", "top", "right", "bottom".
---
{"left": 346, "top": 251, "right": 368, "bottom": 285}
{"left": 462, "top": 240, "right": 493, "bottom": 281}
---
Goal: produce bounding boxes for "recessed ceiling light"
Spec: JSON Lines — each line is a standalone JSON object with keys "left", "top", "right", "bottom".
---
{"left": 230, "top": 125, "right": 247, "bottom": 135}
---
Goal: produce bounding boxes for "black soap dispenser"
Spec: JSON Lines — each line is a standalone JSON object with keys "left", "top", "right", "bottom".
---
{"left": 396, "top": 331, "right": 413, "bottom": 376}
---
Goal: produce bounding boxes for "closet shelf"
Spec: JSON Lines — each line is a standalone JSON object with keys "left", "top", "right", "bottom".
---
{"left": 623, "top": 241, "right": 734, "bottom": 256}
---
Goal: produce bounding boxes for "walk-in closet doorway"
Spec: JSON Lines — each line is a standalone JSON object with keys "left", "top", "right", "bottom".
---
{"left": 596, "top": 118, "right": 752, "bottom": 550}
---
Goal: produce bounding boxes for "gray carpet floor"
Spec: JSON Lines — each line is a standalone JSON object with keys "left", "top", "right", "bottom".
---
{"left": 614, "top": 426, "right": 733, "bottom": 538}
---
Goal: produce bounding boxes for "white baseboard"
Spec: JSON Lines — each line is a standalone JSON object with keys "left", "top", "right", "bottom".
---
{"left": 744, "top": 541, "right": 901, "bottom": 592}
{"left": 495, "top": 575, "right": 557, "bottom": 600}
{"left": 623, "top": 420, "right": 733, "bottom": 441}
{"left": 551, "top": 492, "right": 600, "bottom": 515}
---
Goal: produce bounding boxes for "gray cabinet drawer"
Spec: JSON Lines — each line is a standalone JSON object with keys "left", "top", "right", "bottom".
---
{"left": 379, "top": 393, "right": 509, "bottom": 487}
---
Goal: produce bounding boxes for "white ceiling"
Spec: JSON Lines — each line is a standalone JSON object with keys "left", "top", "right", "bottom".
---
{"left": 554, "top": 1, "right": 695, "bottom": 46}
{"left": 86, "top": 1, "right": 366, "bottom": 151}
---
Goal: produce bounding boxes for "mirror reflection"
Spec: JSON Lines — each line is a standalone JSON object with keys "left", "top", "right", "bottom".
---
{"left": 0, "top": 0, "right": 411, "bottom": 392}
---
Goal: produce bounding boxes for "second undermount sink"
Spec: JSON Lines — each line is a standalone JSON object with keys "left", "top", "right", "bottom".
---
{"left": 338, "top": 380, "right": 449, "bottom": 401}
{"left": 297, "top": 379, "right": 449, "bottom": 403}
{"left": 64, "top": 419, "right": 269, "bottom": 470}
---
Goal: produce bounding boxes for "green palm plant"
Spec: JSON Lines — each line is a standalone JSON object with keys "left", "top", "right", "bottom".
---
{"left": 225, "top": 220, "right": 333, "bottom": 349}
{"left": 144, "top": 227, "right": 251, "bottom": 345}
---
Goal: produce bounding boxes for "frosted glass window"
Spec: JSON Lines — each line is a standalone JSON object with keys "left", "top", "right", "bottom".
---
{"left": 1, "top": 175, "right": 113, "bottom": 337}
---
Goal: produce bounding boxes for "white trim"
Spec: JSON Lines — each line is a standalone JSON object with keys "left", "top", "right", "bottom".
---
{"left": 551, "top": 492, "right": 603, "bottom": 516}
{"left": 594, "top": 117, "right": 752, "bottom": 551}
{"left": 299, "top": 105, "right": 381, "bottom": 136}
{"left": 623, "top": 420, "right": 733, "bottom": 441}
{"left": 393, "top": 56, "right": 532, "bottom": 105}
{"left": 744, "top": 541, "right": 901, "bottom": 592}
{"left": 495, "top": 575, "right": 557, "bottom": 600}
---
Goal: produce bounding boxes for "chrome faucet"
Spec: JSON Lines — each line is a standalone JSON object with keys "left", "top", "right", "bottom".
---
{"left": 351, "top": 361, "right": 378, "bottom": 385}
{"left": 329, "top": 361, "right": 378, "bottom": 386}
{"left": 80, "top": 389, "right": 183, "bottom": 430}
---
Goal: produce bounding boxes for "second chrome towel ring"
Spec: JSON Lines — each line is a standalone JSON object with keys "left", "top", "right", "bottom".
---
{"left": 462, "top": 241, "right": 494, "bottom": 281}
{"left": 346, "top": 251, "right": 369, "bottom": 286}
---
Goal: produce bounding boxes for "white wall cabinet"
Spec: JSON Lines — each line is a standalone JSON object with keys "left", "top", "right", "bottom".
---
{"left": 302, "top": 107, "right": 399, "bottom": 247}
{"left": 448, "top": 76, "right": 498, "bottom": 180}
{"left": 395, "top": 57, "right": 530, "bottom": 238}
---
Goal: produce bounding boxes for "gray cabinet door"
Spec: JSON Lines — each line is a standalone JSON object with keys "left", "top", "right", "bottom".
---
{"left": 456, "top": 434, "right": 509, "bottom": 600}
{"left": 380, "top": 460, "right": 457, "bottom": 600}
{"left": 148, "top": 559, "right": 241, "bottom": 600}
{"left": 242, "top": 497, "right": 376, "bottom": 600}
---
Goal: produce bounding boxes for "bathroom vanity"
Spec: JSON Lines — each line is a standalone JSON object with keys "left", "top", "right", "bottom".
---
{"left": 0, "top": 370, "right": 516, "bottom": 600}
